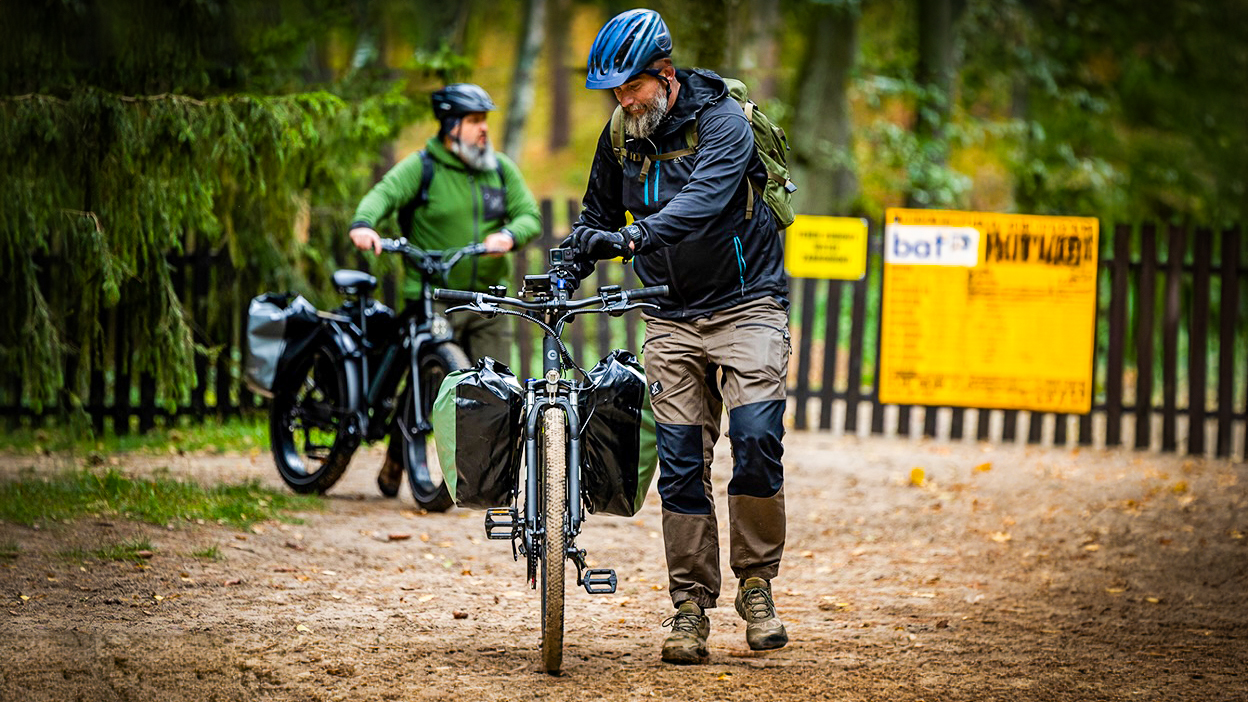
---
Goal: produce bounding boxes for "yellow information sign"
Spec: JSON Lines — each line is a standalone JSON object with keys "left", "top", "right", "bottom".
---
{"left": 879, "top": 208, "right": 1099, "bottom": 414}
{"left": 784, "top": 215, "right": 869, "bottom": 280}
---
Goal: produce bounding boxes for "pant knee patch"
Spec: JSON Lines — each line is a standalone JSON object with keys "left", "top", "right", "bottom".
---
{"left": 726, "top": 400, "right": 785, "bottom": 497}
{"left": 656, "top": 423, "right": 713, "bottom": 514}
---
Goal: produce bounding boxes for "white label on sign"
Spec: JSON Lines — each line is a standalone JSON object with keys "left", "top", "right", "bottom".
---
{"left": 884, "top": 224, "right": 980, "bottom": 267}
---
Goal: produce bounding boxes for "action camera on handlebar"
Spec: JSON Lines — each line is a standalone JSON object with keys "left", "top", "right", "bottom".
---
{"left": 520, "top": 247, "right": 585, "bottom": 299}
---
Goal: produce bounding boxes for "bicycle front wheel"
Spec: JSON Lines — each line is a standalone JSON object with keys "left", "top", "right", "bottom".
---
{"left": 540, "top": 406, "right": 566, "bottom": 674}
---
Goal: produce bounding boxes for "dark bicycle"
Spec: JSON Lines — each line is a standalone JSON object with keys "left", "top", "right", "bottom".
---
{"left": 434, "top": 248, "right": 666, "bottom": 674}
{"left": 256, "top": 239, "right": 485, "bottom": 510}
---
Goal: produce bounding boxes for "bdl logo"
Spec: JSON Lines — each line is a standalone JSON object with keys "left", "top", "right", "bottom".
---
{"left": 884, "top": 224, "right": 980, "bottom": 267}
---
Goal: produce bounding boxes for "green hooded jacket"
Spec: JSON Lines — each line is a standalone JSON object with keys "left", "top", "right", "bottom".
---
{"left": 351, "top": 137, "right": 542, "bottom": 295}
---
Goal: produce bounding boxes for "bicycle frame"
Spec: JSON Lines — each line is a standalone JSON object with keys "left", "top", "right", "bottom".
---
{"left": 437, "top": 254, "right": 666, "bottom": 672}
{"left": 332, "top": 240, "right": 485, "bottom": 444}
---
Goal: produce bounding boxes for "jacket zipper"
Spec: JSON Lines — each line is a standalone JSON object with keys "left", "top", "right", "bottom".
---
{"left": 733, "top": 235, "right": 747, "bottom": 296}
{"left": 469, "top": 173, "right": 480, "bottom": 290}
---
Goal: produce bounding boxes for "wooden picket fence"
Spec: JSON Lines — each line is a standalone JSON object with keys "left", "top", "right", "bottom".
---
{"left": 3, "top": 208, "right": 1245, "bottom": 459}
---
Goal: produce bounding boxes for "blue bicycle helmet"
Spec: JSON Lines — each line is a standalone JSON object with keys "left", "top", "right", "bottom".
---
{"left": 585, "top": 9, "right": 672, "bottom": 89}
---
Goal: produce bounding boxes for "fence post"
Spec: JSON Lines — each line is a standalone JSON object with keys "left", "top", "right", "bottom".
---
{"left": 793, "top": 278, "right": 816, "bottom": 430}
{"left": 843, "top": 266, "right": 870, "bottom": 436}
{"left": 1105, "top": 224, "right": 1130, "bottom": 447}
{"left": 1216, "top": 227, "right": 1239, "bottom": 457}
{"left": 819, "top": 280, "right": 844, "bottom": 431}
{"left": 1188, "top": 229, "right": 1212, "bottom": 455}
{"left": 1135, "top": 224, "right": 1157, "bottom": 449}
{"left": 1161, "top": 226, "right": 1185, "bottom": 452}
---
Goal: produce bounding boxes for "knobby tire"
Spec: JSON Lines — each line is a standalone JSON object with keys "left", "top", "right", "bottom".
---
{"left": 540, "top": 407, "right": 566, "bottom": 674}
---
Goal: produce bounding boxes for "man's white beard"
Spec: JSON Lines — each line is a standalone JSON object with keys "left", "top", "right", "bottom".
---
{"left": 622, "top": 90, "right": 668, "bottom": 139}
{"left": 451, "top": 136, "right": 499, "bottom": 171}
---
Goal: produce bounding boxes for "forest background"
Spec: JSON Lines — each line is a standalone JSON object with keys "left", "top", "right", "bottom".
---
{"left": 2, "top": 0, "right": 1246, "bottom": 418}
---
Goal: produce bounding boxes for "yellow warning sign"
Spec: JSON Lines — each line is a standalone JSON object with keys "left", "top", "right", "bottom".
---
{"left": 784, "top": 216, "right": 869, "bottom": 280}
{"left": 879, "top": 208, "right": 1099, "bottom": 414}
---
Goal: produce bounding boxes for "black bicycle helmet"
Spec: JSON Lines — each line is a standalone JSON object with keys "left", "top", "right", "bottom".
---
{"left": 431, "top": 83, "right": 496, "bottom": 136}
{"left": 585, "top": 9, "right": 672, "bottom": 89}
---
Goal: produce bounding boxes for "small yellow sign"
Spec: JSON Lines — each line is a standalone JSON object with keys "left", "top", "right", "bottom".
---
{"left": 879, "top": 208, "right": 1099, "bottom": 414}
{"left": 784, "top": 216, "right": 869, "bottom": 280}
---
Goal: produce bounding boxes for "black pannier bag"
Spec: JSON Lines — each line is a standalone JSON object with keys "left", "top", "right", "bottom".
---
{"left": 431, "top": 357, "right": 525, "bottom": 508}
{"left": 244, "top": 293, "right": 319, "bottom": 397}
{"left": 578, "top": 350, "right": 658, "bottom": 517}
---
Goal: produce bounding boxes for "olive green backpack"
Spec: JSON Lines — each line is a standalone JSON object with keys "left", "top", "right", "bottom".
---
{"left": 609, "top": 76, "right": 797, "bottom": 228}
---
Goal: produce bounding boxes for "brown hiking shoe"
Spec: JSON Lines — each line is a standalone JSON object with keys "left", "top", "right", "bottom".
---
{"left": 735, "top": 577, "right": 788, "bottom": 651}
{"left": 377, "top": 455, "right": 402, "bottom": 498}
{"left": 661, "top": 602, "right": 710, "bottom": 664}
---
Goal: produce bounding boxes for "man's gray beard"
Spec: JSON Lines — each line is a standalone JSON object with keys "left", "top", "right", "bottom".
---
{"left": 450, "top": 137, "right": 499, "bottom": 171}
{"left": 622, "top": 90, "right": 668, "bottom": 139}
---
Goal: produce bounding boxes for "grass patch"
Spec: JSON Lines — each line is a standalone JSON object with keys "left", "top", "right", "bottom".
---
{"left": 191, "top": 545, "right": 222, "bottom": 560}
{"left": 55, "top": 539, "right": 155, "bottom": 563}
{"left": 2, "top": 415, "right": 269, "bottom": 456}
{"left": 0, "top": 469, "right": 320, "bottom": 530}
{"left": 93, "top": 538, "right": 154, "bottom": 562}
{"left": 0, "top": 541, "right": 19, "bottom": 560}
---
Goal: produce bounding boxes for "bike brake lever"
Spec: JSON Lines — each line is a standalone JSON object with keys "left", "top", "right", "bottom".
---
{"left": 606, "top": 301, "right": 659, "bottom": 318}
{"left": 445, "top": 302, "right": 501, "bottom": 319}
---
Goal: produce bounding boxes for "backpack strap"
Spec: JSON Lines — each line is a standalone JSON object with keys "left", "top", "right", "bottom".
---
{"left": 610, "top": 107, "right": 700, "bottom": 183}
{"left": 397, "top": 151, "right": 436, "bottom": 237}
{"left": 417, "top": 150, "right": 436, "bottom": 205}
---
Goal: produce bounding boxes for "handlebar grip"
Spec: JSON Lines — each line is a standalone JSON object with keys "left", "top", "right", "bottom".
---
{"left": 625, "top": 285, "right": 669, "bottom": 301}
{"left": 434, "top": 289, "right": 479, "bottom": 303}
{"left": 379, "top": 238, "right": 404, "bottom": 252}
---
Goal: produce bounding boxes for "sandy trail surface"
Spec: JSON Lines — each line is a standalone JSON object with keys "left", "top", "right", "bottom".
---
{"left": 1, "top": 432, "right": 1245, "bottom": 701}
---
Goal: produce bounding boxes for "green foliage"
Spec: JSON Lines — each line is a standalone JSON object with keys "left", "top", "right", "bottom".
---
{"left": 0, "top": 469, "right": 321, "bottom": 530}
{"left": 2, "top": 416, "right": 268, "bottom": 455}
{"left": 0, "top": 1, "right": 480, "bottom": 417}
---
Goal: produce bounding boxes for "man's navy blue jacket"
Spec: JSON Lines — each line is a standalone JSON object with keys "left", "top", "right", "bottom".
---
{"left": 576, "top": 69, "right": 788, "bottom": 320}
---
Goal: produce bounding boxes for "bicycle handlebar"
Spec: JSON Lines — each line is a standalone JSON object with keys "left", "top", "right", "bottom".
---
{"left": 433, "top": 284, "right": 668, "bottom": 311}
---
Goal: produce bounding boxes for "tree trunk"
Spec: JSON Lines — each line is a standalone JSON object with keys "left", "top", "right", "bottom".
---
{"left": 791, "top": 3, "right": 859, "bottom": 215}
{"left": 503, "top": 0, "right": 546, "bottom": 161}
{"left": 547, "top": 0, "right": 571, "bottom": 151}
{"left": 665, "top": 0, "right": 730, "bottom": 71}
{"left": 732, "top": 0, "right": 781, "bottom": 100}
{"left": 906, "top": 0, "right": 966, "bottom": 207}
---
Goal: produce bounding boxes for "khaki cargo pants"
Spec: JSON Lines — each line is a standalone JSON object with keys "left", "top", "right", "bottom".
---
{"left": 641, "top": 296, "right": 790, "bottom": 609}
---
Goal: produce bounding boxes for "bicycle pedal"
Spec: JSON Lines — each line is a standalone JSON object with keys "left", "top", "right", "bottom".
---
{"left": 484, "top": 508, "right": 517, "bottom": 540}
{"left": 582, "top": 568, "right": 617, "bottom": 595}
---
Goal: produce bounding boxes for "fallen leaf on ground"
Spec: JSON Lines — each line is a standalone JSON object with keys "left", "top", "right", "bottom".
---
{"left": 453, "top": 611, "right": 469, "bottom": 619}
{"left": 136, "top": 550, "right": 154, "bottom": 559}
{"left": 388, "top": 533, "right": 411, "bottom": 541}
{"left": 910, "top": 467, "right": 926, "bottom": 487}
{"left": 296, "top": 624, "right": 310, "bottom": 632}
{"left": 974, "top": 462, "right": 992, "bottom": 473}
{"left": 1084, "top": 544, "right": 1100, "bottom": 551}
{"left": 991, "top": 532, "right": 1012, "bottom": 543}
{"left": 223, "top": 579, "right": 242, "bottom": 586}
{"left": 417, "top": 594, "right": 436, "bottom": 603}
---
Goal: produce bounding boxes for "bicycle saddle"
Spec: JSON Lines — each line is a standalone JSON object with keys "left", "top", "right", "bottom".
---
{"left": 332, "top": 269, "right": 378, "bottom": 296}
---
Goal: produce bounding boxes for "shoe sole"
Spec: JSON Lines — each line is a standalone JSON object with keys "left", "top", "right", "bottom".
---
{"left": 747, "top": 633, "right": 788, "bottom": 651}
{"left": 661, "top": 647, "right": 709, "bottom": 665}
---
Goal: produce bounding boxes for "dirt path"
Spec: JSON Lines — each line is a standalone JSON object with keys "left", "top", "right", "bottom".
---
{"left": 1, "top": 433, "right": 1246, "bottom": 701}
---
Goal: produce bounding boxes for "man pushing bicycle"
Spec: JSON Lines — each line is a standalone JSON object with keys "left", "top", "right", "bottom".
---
{"left": 565, "top": 9, "right": 792, "bottom": 664}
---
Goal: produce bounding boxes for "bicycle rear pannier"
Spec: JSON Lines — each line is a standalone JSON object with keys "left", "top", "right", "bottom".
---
{"left": 244, "top": 293, "right": 319, "bottom": 397}
{"left": 579, "top": 350, "right": 658, "bottom": 517}
{"left": 431, "top": 357, "right": 524, "bottom": 509}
